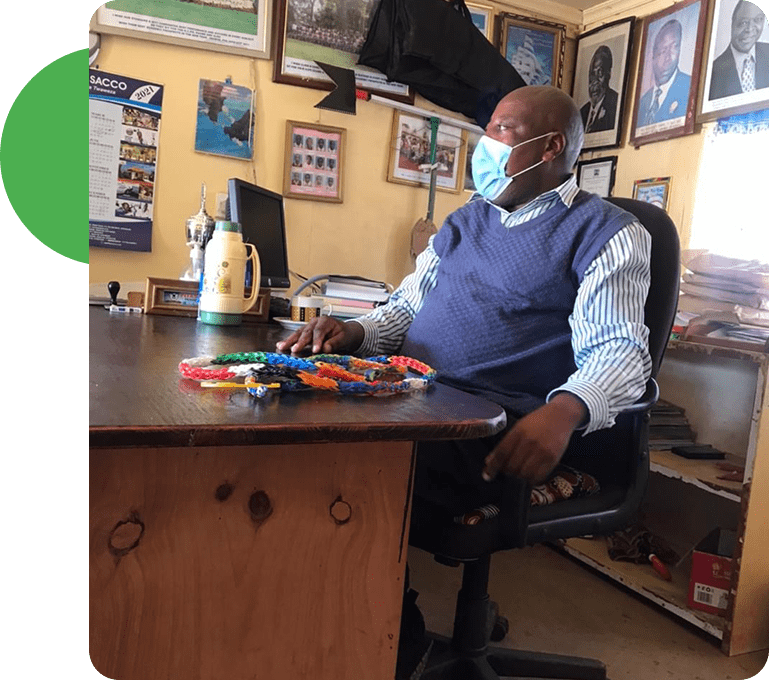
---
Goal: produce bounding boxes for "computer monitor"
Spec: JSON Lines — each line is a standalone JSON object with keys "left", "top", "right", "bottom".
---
{"left": 227, "top": 178, "right": 291, "bottom": 290}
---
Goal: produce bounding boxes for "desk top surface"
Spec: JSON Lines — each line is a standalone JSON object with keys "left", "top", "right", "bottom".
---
{"left": 90, "top": 307, "right": 506, "bottom": 448}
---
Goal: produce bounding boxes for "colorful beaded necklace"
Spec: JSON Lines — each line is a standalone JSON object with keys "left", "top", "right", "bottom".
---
{"left": 178, "top": 351, "right": 437, "bottom": 397}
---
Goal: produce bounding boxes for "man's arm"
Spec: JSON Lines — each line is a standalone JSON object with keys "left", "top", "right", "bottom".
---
{"left": 353, "top": 237, "right": 441, "bottom": 355}
{"left": 549, "top": 220, "right": 652, "bottom": 432}
{"left": 276, "top": 237, "right": 440, "bottom": 355}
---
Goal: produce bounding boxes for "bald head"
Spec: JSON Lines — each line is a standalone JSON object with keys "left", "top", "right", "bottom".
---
{"left": 495, "top": 86, "right": 584, "bottom": 169}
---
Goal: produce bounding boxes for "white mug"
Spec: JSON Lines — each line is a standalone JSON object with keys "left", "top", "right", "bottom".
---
{"left": 290, "top": 296, "right": 323, "bottom": 322}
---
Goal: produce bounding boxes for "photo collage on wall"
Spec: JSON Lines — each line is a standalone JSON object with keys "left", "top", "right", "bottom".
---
{"left": 117, "top": 107, "right": 159, "bottom": 220}
{"left": 289, "top": 126, "right": 342, "bottom": 199}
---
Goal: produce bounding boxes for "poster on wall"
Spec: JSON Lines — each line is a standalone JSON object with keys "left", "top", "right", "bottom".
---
{"left": 195, "top": 78, "right": 255, "bottom": 159}
{"left": 89, "top": 69, "right": 163, "bottom": 252}
{"left": 92, "top": 0, "right": 271, "bottom": 59}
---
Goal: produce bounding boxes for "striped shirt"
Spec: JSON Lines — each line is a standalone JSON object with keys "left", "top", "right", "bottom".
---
{"left": 355, "top": 175, "right": 652, "bottom": 433}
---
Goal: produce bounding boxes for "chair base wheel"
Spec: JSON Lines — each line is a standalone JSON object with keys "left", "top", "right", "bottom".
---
{"left": 421, "top": 633, "right": 607, "bottom": 680}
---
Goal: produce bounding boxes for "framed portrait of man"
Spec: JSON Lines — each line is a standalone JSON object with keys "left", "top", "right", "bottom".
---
{"left": 572, "top": 18, "right": 636, "bottom": 151}
{"left": 630, "top": 0, "right": 708, "bottom": 147}
{"left": 698, "top": 0, "right": 769, "bottom": 121}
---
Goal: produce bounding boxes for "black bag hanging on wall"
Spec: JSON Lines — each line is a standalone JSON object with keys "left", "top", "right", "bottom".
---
{"left": 358, "top": 0, "right": 526, "bottom": 128}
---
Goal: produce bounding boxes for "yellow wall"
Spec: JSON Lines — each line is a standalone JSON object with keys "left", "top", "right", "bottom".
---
{"left": 580, "top": 0, "right": 712, "bottom": 250}
{"left": 88, "top": 1, "right": 583, "bottom": 291}
{"left": 89, "top": 0, "right": 703, "bottom": 291}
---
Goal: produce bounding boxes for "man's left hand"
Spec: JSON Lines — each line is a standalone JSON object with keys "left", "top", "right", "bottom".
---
{"left": 482, "top": 393, "right": 588, "bottom": 485}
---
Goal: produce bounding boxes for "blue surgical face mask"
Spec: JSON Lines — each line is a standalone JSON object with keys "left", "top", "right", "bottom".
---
{"left": 471, "top": 132, "right": 556, "bottom": 202}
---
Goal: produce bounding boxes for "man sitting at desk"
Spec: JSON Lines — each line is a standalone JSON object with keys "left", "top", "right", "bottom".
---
{"left": 277, "top": 85, "right": 651, "bottom": 679}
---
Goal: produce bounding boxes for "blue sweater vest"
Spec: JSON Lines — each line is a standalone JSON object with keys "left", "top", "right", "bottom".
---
{"left": 401, "top": 191, "right": 636, "bottom": 416}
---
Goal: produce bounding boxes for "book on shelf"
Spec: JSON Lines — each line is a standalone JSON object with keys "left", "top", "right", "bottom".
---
{"left": 321, "top": 302, "right": 373, "bottom": 319}
{"left": 321, "top": 296, "right": 377, "bottom": 310}
{"left": 323, "top": 281, "right": 390, "bottom": 303}
{"left": 326, "top": 275, "right": 389, "bottom": 289}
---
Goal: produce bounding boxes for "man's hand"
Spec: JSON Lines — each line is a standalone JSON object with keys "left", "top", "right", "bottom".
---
{"left": 276, "top": 316, "right": 364, "bottom": 355}
{"left": 482, "top": 393, "right": 588, "bottom": 485}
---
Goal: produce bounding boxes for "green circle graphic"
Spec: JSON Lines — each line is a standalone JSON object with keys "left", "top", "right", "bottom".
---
{"left": 1, "top": 50, "right": 87, "bottom": 263}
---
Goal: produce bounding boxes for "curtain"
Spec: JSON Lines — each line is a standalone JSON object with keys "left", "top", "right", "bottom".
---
{"left": 689, "top": 108, "right": 769, "bottom": 262}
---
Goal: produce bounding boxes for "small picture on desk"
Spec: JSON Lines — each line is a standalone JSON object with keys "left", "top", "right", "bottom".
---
{"left": 284, "top": 120, "right": 345, "bottom": 202}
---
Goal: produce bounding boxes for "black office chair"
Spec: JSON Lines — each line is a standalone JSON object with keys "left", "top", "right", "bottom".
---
{"left": 408, "top": 197, "right": 681, "bottom": 680}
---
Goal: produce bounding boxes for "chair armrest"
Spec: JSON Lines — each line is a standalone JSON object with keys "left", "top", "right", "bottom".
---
{"left": 615, "top": 378, "right": 659, "bottom": 415}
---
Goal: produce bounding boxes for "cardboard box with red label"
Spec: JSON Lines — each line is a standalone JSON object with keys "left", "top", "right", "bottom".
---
{"left": 688, "top": 528, "right": 736, "bottom": 616}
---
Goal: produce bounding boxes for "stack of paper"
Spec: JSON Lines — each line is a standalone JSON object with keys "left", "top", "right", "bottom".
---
{"left": 677, "top": 251, "right": 769, "bottom": 348}
{"left": 319, "top": 275, "right": 391, "bottom": 319}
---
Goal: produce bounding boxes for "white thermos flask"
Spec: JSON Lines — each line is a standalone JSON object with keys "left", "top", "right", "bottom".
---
{"left": 199, "top": 220, "right": 260, "bottom": 325}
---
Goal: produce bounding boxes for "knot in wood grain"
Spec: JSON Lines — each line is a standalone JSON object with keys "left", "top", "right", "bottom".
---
{"left": 215, "top": 482, "right": 235, "bottom": 502}
{"left": 248, "top": 490, "right": 273, "bottom": 524}
{"left": 108, "top": 511, "right": 145, "bottom": 557}
{"left": 329, "top": 496, "right": 352, "bottom": 525}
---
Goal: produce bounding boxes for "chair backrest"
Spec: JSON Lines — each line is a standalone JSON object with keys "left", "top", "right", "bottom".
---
{"left": 525, "top": 199, "right": 681, "bottom": 542}
{"left": 607, "top": 197, "right": 681, "bottom": 376}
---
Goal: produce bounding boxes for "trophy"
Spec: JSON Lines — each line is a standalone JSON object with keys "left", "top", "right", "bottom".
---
{"left": 181, "top": 183, "right": 216, "bottom": 281}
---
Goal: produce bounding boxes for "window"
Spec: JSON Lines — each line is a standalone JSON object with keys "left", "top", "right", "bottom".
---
{"left": 689, "top": 109, "right": 769, "bottom": 262}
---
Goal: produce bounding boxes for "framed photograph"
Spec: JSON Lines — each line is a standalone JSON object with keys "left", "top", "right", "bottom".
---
{"left": 466, "top": 2, "right": 494, "bottom": 42}
{"left": 144, "top": 277, "right": 269, "bottom": 321}
{"left": 632, "top": 177, "right": 672, "bottom": 210}
{"left": 698, "top": 0, "right": 769, "bottom": 121}
{"left": 496, "top": 13, "right": 566, "bottom": 88}
{"left": 388, "top": 111, "right": 466, "bottom": 194}
{"left": 576, "top": 156, "right": 618, "bottom": 197}
{"left": 272, "top": 0, "right": 412, "bottom": 103}
{"left": 91, "top": 0, "right": 271, "bottom": 59}
{"left": 195, "top": 79, "right": 255, "bottom": 160}
{"left": 284, "top": 121, "right": 345, "bottom": 203}
{"left": 573, "top": 17, "right": 636, "bottom": 151}
{"left": 630, "top": 0, "right": 708, "bottom": 147}
{"left": 463, "top": 130, "right": 483, "bottom": 192}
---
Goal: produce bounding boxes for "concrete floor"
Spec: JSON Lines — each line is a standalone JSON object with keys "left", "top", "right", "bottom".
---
{"left": 408, "top": 544, "right": 768, "bottom": 680}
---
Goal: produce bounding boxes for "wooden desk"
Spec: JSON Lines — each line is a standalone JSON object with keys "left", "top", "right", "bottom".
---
{"left": 89, "top": 308, "right": 505, "bottom": 680}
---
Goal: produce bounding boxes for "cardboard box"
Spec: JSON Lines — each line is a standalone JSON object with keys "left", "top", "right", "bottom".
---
{"left": 688, "top": 528, "right": 736, "bottom": 616}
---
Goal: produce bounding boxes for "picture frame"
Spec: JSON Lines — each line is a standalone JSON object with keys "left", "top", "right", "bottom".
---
{"left": 144, "top": 277, "right": 270, "bottom": 321}
{"left": 284, "top": 121, "right": 345, "bottom": 203}
{"left": 466, "top": 2, "right": 494, "bottom": 42}
{"left": 144, "top": 277, "right": 200, "bottom": 317}
{"left": 463, "top": 130, "right": 483, "bottom": 192}
{"left": 576, "top": 156, "right": 618, "bottom": 198}
{"left": 697, "top": 0, "right": 769, "bottom": 122}
{"left": 632, "top": 177, "right": 672, "bottom": 211}
{"left": 573, "top": 17, "right": 636, "bottom": 151}
{"left": 272, "top": 0, "right": 413, "bottom": 103}
{"left": 630, "top": 0, "right": 708, "bottom": 147}
{"left": 496, "top": 13, "right": 566, "bottom": 88}
{"left": 195, "top": 78, "right": 255, "bottom": 160}
{"left": 388, "top": 110, "right": 466, "bottom": 194}
{"left": 91, "top": 0, "right": 271, "bottom": 60}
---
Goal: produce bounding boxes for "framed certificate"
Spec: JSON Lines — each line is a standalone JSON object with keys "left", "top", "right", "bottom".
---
{"left": 576, "top": 156, "right": 618, "bottom": 197}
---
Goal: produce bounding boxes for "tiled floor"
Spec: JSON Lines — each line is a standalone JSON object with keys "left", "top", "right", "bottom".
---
{"left": 408, "top": 544, "right": 768, "bottom": 680}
